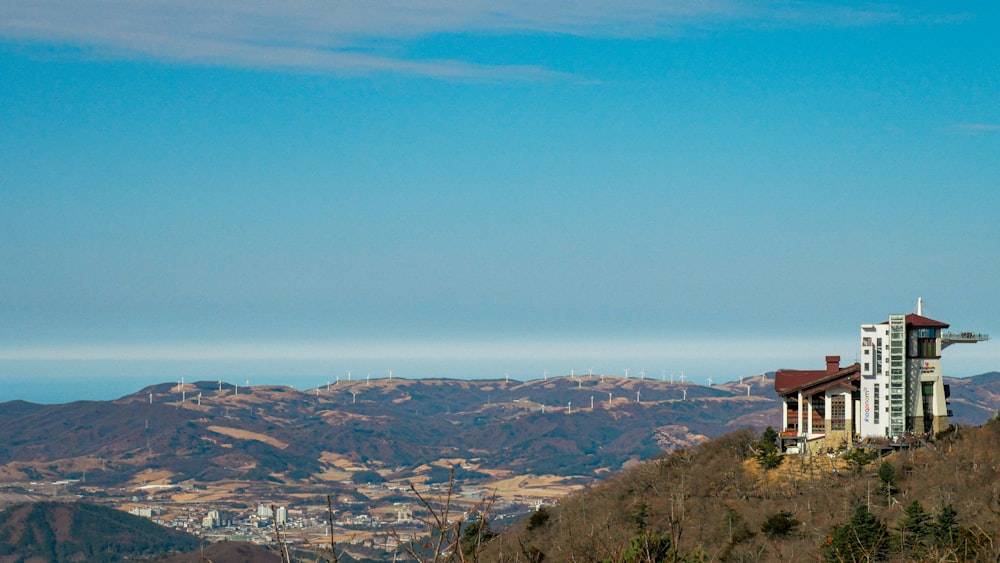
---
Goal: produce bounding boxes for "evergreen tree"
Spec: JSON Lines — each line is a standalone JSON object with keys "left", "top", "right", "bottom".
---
{"left": 615, "top": 530, "right": 674, "bottom": 563}
{"left": 898, "top": 501, "right": 934, "bottom": 553}
{"left": 761, "top": 510, "right": 800, "bottom": 538}
{"left": 842, "top": 449, "right": 873, "bottom": 473}
{"left": 754, "top": 427, "right": 783, "bottom": 470}
{"left": 825, "top": 505, "right": 888, "bottom": 562}
{"left": 460, "top": 516, "right": 497, "bottom": 561}
{"left": 876, "top": 461, "right": 898, "bottom": 499}
{"left": 934, "top": 504, "right": 959, "bottom": 548}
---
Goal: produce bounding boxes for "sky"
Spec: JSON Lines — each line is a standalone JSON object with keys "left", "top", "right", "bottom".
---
{"left": 1, "top": 1, "right": 998, "bottom": 403}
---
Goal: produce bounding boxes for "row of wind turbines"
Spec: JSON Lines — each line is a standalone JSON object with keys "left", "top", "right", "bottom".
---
{"left": 157, "top": 369, "right": 767, "bottom": 408}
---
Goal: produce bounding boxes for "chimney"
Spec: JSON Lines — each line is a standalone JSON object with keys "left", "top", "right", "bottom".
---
{"left": 825, "top": 355, "right": 841, "bottom": 373}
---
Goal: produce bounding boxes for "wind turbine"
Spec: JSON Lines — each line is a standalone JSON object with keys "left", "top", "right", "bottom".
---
{"left": 197, "top": 392, "right": 202, "bottom": 406}
{"left": 608, "top": 392, "right": 613, "bottom": 406}
{"left": 578, "top": 379, "right": 582, "bottom": 389}
{"left": 588, "top": 368, "right": 593, "bottom": 377}
{"left": 591, "top": 396, "right": 595, "bottom": 409}
{"left": 218, "top": 380, "right": 222, "bottom": 392}
{"left": 745, "top": 384, "right": 752, "bottom": 397}
{"left": 389, "top": 370, "right": 393, "bottom": 380}
{"left": 149, "top": 392, "right": 153, "bottom": 404}
{"left": 636, "top": 391, "right": 641, "bottom": 402}
{"left": 682, "top": 388, "right": 687, "bottom": 401}
{"left": 347, "top": 371, "right": 351, "bottom": 382}
{"left": 505, "top": 373, "right": 509, "bottom": 383}
{"left": 180, "top": 377, "right": 186, "bottom": 403}
{"left": 567, "top": 401, "right": 572, "bottom": 414}
{"left": 679, "top": 372, "right": 686, "bottom": 383}
{"left": 707, "top": 377, "right": 713, "bottom": 386}
{"left": 351, "top": 391, "right": 358, "bottom": 404}
{"left": 624, "top": 368, "right": 629, "bottom": 379}
{"left": 366, "top": 373, "right": 370, "bottom": 386}
{"left": 640, "top": 370, "right": 645, "bottom": 380}
{"left": 543, "top": 370, "right": 548, "bottom": 381}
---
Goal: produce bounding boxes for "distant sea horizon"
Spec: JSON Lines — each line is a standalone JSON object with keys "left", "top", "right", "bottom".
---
{"left": 1, "top": 355, "right": 996, "bottom": 405}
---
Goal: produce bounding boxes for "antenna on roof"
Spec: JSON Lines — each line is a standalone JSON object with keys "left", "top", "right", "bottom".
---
{"left": 917, "top": 296, "right": 923, "bottom": 316}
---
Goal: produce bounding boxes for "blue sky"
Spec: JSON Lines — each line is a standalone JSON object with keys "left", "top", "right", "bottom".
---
{"left": 1, "top": 1, "right": 998, "bottom": 402}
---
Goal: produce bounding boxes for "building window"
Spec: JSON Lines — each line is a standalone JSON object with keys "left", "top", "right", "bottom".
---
{"left": 831, "top": 396, "right": 846, "bottom": 431}
{"left": 873, "top": 384, "right": 880, "bottom": 424}
{"left": 811, "top": 395, "right": 825, "bottom": 431}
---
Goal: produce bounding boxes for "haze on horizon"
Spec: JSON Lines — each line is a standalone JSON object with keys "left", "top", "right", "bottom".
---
{"left": 1, "top": 1, "right": 997, "bottom": 403}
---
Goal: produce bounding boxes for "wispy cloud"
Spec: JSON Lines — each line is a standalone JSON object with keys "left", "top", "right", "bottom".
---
{"left": 0, "top": 1, "right": 946, "bottom": 79}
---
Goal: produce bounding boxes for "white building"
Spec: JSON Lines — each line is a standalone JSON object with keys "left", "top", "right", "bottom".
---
{"left": 859, "top": 303, "right": 988, "bottom": 437}
{"left": 776, "top": 300, "right": 987, "bottom": 452}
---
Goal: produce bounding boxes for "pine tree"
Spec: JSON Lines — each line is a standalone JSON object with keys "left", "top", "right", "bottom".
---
{"left": 934, "top": 504, "right": 959, "bottom": 548}
{"left": 899, "top": 500, "right": 934, "bottom": 553}
{"left": 825, "top": 505, "right": 888, "bottom": 562}
{"left": 754, "top": 427, "right": 783, "bottom": 470}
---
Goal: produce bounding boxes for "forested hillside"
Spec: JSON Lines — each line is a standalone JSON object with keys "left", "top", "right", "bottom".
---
{"left": 489, "top": 419, "right": 1000, "bottom": 562}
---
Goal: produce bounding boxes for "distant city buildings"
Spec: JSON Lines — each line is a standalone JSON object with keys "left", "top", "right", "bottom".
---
{"left": 774, "top": 299, "right": 987, "bottom": 454}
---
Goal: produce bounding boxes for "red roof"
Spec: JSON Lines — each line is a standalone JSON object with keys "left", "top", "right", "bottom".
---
{"left": 774, "top": 358, "right": 860, "bottom": 397}
{"left": 904, "top": 313, "right": 949, "bottom": 329}
{"left": 879, "top": 314, "right": 949, "bottom": 329}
